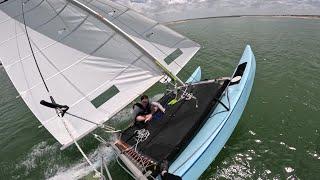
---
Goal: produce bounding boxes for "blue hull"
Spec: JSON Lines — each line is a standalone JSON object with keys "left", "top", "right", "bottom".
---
{"left": 169, "top": 45, "right": 256, "bottom": 179}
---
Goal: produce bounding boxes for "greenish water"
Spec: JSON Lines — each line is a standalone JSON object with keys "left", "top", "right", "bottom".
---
{"left": 1, "top": 17, "right": 320, "bottom": 179}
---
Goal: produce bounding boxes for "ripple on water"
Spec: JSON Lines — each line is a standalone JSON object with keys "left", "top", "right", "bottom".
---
{"left": 210, "top": 152, "right": 257, "bottom": 179}
{"left": 47, "top": 143, "right": 115, "bottom": 180}
{"left": 284, "top": 166, "right": 295, "bottom": 173}
{"left": 306, "top": 150, "right": 320, "bottom": 160}
{"left": 279, "top": 141, "right": 296, "bottom": 151}
{"left": 15, "top": 141, "right": 59, "bottom": 176}
{"left": 249, "top": 130, "right": 256, "bottom": 136}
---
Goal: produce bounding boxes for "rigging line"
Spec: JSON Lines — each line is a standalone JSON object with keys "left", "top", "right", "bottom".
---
{"left": 39, "top": 100, "right": 118, "bottom": 130}
{"left": 209, "top": 82, "right": 231, "bottom": 118}
{"left": 21, "top": 1, "right": 50, "bottom": 93}
{"left": 0, "top": 0, "right": 8, "bottom": 4}
{"left": 65, "top": 112, "right": 102, "bottom": 126}
{"left": 103, "top": 158, "right": 113, "bottom": 180}
{"left": 60, "top": 117, "right": 102, "bottom": 177}
{"left": 113, "top": 152, "right": 136, "bottom": 180}
{"left": 65, "top": 112, "right": 119, "bottom": 132}
{"left": 5, "top": 14, "right": 89, "bottom": 68}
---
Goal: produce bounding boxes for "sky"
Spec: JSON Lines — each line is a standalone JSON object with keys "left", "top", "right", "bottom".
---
{"left": 114, "top": 0, "right": 320, "bottom": 22}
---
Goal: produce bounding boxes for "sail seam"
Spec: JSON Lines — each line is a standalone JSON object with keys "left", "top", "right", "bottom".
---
{"left": 66, "top": 54, "right": 144, "bottom": 109}
{"left": 95, "top": 0, "right": 126, "bottom": 13}
{"left": 87, "top": 0, "right": 129, "bottom": 21}
{"left": 111, "top": 7, "right": 129, "bottom": 20}
{"left": 13, "top": 14, "right": 43, "bottom": 119}
{"left": 42, "top": 0, "right": 70, "bottom": 30}
{"left": 0, "top": 0, "right": 45, "bottom": 25}
{"left": 5, "top": 14, "right": 90, "bottom": 68}
{"left": 40, "top": 54, "right": 145, "bottom": 125}
{"left": 114, "top": 12, "right": 188, "bottom": 60}
{"left": 69, "top": 0, "right": 185, "bottom": 84}
{"left": 22, "top": 1, "right": 50, "bottom": 93}
{"left": 60, "top": 75, "right": 162, "bottom": 149}
{"left": 114, "top": 17, "right": 192, "bottom": 75}
{"left": 13, "top": 30, "right": 115, "bottom": 97}
{"left": 0, "top": 1, "right": 70, "bottom": 46}
{"left": 92, "top": 0, "right": 200, "bottom": 76}
{"left": 140, "top": 22, "right": 159, "bottom": 36}
{"left": 28, "top": 29, "right": 117, "bottom": 103}
{"left": 0, "top": 0, "right": 44, "bottom": 24}
{"left": 99, "top": 0, "right": 129, "bottom": 11}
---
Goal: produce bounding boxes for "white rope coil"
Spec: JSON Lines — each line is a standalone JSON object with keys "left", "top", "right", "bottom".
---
{"left": 134, "top": 129, "right": 150, "bottom": 151}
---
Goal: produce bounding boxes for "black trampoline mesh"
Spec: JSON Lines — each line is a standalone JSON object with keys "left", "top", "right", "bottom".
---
{"left": 121, "top": 80, "right": 228, "bottom": 163}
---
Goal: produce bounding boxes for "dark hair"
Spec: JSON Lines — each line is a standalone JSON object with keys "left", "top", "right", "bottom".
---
{"left": 140, "top": 94, "right": 149, "bottom": 101}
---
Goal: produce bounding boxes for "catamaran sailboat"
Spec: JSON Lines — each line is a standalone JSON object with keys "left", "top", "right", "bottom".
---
{"left": 0, "top": 0, "right": 255, "bottom": 179}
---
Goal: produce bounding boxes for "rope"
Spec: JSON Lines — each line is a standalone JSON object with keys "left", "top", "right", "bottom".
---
{"left": 21, "top": 2, "right": 117, "bottom": 179}
{"left": 166, "top": 85, "right": 198, "bottom": 108}
{"left": 93, "top": 134, "right": 108, "bottom": 144}
{"left": 22, "top": 1, "right": 51, "bottom": 94}
{"left": 133, "top": 129, "right": 150, "bottom": 152}
{"left": 65, "top": 112, "right": 119, "bottom": 133}
{"left": 22, "top": 1, "right": 63, "bottom": 118}
{"left": 115, "top": 154, "right": 136, "bottom": 179}
{"left": 0, "top": 0, "right": 8, "bottom": 4}
{"left": 64, "top": 110, "right": 123, "bottom": 134}
{"left": 209, "top": 83, "right": 231, "bottom": 118}
{"left": 60, "top": 118, "right": 102, "bottom": 177}
{"left": 103, "top": 158, "right": 113, "bottom": 180}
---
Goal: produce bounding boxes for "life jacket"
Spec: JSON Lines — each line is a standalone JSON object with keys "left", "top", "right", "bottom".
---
{"left": 133, "top": 102, "right": 151, "bottom": 128}
{"left": 133, "top": 102, "right": 151, "bottom": 117}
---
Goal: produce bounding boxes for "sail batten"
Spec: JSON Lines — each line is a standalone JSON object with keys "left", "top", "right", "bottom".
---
{"left": 0, "top": 0, "right": 200, "bottom": 148}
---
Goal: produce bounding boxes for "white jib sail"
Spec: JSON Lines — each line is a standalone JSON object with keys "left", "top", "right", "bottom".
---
{"left": 0, "top": 0, "right": 200, "bottom": 149}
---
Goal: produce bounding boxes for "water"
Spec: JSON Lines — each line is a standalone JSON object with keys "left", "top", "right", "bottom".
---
{"left": 1, "top": 17, "right": 320, "bottom": 179}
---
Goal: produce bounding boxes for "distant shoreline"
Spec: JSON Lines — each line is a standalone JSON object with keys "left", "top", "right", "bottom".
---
{"left": 165, "top": 15, "right": 320, "bottom": 24}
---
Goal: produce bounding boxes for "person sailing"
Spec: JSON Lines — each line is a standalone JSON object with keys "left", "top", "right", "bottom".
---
{"left": 132, "top": 95, "right": 165, "bottom": 127}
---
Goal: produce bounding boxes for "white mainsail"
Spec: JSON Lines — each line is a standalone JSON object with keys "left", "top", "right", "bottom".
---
{"left": 77, "top": 0, "right": 201, "bottom": 75}
{"left": 0, "top": 0, "right": 200, "bottom": 149}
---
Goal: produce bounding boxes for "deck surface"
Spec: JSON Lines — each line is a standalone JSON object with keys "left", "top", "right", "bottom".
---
{"left": 121, "top": 81, "right": 228, "bottom": 162}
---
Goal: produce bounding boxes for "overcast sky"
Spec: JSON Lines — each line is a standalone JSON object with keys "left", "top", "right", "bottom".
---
{"left": 114, "top": 0, "right": 320, "bottom": 22}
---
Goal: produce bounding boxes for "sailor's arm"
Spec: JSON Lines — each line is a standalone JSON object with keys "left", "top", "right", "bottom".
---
{"left": 136, "top": 115, "right": 147, "bottom": 122}
{"left": 151, "top": 102, "right": 166, "bottom": 112}
{"left": 133, "top": 107, "right": 152, "bottom": 122}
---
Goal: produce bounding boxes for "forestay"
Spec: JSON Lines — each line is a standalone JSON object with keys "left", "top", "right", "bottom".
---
{"left": 0, "top": 0, "right": 200, "bottom": 149}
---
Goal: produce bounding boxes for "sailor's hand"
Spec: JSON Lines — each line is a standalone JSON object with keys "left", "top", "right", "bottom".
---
{"left": 145, "top": 114, "right": 152, "bottom": 122}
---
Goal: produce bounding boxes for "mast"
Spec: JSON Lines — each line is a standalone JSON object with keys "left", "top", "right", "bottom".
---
{"left": 67, "top": 0, "right": 185, "bottom": 86}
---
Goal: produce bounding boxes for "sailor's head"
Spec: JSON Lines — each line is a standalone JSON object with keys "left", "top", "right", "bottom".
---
{"left": 140, "top": 94, "right": 149, "bottom": 108}
{"left": 151, "top": 104, "right": 158, "bottom": 113}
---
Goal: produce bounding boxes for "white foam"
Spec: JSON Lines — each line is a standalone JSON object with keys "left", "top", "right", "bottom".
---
{"left": 246, "top": 157, "right": 253, "bottom": 160}
{"left": 265, "top": 169, "right": 271, "bottom": 174}
{"left": 279, "top": 141, "right": 296, "bottom": 151}
{"left": 306, "top": 150, "right": 319, "bottom": 160}
{"left": 249, "top": 130, "right": 256, "bottom": 136}
{"left": 254, "top": 139, "right": 262, "bottom": 143}
{"left": 213, "top": 161, "right": 253, "bottom": 179}
{"left": 46, "top": 94, "right": 163, "bottom": 179}
{"left": 47, "top": 144, "right": 114, "bottom": 180}
{"left": 284, "top": 167, "right": 294, "bottom": 173}
{"left": 17, "top": 141, "right": 59, "bottom": 173}
{"left": 46, "top": 101, "right": 139, "bottom": 179}
{"left": 288, "top": 146, "right": 296, "bottom": 151}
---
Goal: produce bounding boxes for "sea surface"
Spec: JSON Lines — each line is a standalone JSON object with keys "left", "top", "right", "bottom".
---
{"left": 0, "top": 17, "right": 319, "bottom": 179}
